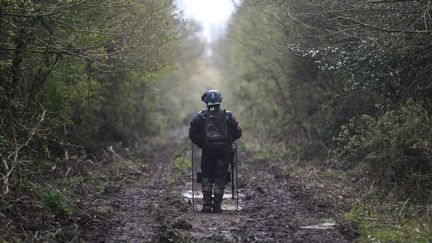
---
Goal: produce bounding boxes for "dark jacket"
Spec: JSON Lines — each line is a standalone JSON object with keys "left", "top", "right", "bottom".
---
{"left": 189, "top": 108, "right": 242, "bottom": 149}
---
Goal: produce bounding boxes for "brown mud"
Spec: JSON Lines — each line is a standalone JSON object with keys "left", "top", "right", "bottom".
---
{"left": 79, "top": 138, "right": 360, "bottom": 242}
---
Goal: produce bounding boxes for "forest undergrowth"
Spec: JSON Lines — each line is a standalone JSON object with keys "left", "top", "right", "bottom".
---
{"left": 1, "top": 0, "right": 432, "bottom": 242}
{"left": 0, "top": 1, "right": 202, "bottom": 241}
{"left": 0, "top": 134, "right": 164, "bottom": 241}
{"left": 217, "top": 1, "right": 432, "bottom": 241}
{"left": 246, "top": 141, "right": 432, "bottom": 242}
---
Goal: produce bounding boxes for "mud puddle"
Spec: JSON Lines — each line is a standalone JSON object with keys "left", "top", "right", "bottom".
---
{"left": 179, "top": 148, "right": 360, "bottom": 242}
{"left": 181, "top": 189, "right": 244, "bottom": 211}
{"left": 79, "top": 138, "right": 360, "bottom": 242}
{"left": 301, "top": 222, "right": 337, "bottom": 230}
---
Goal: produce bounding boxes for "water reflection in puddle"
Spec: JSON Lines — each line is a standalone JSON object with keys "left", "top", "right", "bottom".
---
{"left": 182, "top": 190, "right": 244, "bottom": 211}
{"left": 301, "top": 222, "right": 337, "bottom": 230}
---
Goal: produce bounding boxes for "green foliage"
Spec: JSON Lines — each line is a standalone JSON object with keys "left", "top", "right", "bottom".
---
{"left": 0, "top": 197, "right": 8, "bottom": 223}
{"left": 219, "top": 1, "right": 333, "bottom": 160}
{"left": 221, "top": 3, "right": 432, "bottom": 237}
{"left": 155, "top": 189, "right": 191, "bottom": 242}
{"left": 222, "top": 0, "right": 432, "bottom": 199}
{"left": 0, "top": 0, "right": 203, "bottom": 239}
{"left": 41, "top": 190, "right": 74, "bottom": 220}
{"left": 346, "top": 202, "right": 432, "bottom": 242}
{"left": 0, "top": 134, "right": 10, "bottom": 152}
{"left": 335, "top": 101, "right": 432, "bottom": 197}
{"left": 0, "top": 0, "right": 192, "bottom": 195}
{"left": 172, "top": 157, "right": 192, "bottom": 174}
{"left": 0, "top": 212, "right": 5, "bottom": 223}
{"left": 171, "top": 142, "right": 192, "bottom": 174}
{"left": 252, "top": 151, "right": 273, "bottom": 161}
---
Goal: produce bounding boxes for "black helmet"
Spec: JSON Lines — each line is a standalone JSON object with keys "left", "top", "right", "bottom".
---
{"left": 201, "top": 90, "right": 222, "bottom": 105}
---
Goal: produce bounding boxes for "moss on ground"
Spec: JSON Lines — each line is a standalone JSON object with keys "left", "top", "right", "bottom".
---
{"left": 153, "top": 139, "right": 193, "bottom": 242}
{"left": 154, "top": 186, "right": 191, "bottom": 242}
{"left": 346, "top": 201, "right": 431, "bottom": 242}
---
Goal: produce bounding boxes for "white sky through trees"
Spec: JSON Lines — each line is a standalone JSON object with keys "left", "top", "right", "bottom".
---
{"left": 176, "top": 0, "right": 237, "bottom": 42}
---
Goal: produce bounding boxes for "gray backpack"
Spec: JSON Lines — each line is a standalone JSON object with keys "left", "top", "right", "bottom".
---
{"left": 204, "top": 110, "right": 230, "bottom": 149}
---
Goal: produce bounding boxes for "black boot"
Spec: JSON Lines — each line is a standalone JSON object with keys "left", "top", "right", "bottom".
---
{"left": 201, "top": 177, "right": 213, "bottom": 213}
{"left": 213, "top": 176, "right": 226, "bottom": 213}
{"left": 212, "top": 195, "right": 223, "bottom": 213}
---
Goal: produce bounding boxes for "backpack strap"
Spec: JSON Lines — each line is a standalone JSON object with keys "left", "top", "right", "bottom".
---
{"left": 222, "top": 109, "right": 229, "bottom": 139}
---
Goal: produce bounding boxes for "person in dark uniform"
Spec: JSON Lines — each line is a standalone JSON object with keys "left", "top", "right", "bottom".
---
{"left": 189, "top": 90, "right": 242, "bottom": 213}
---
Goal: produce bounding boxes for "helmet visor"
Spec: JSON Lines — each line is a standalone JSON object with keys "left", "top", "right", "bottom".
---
{"left": 207, "top": 101, "right": 221, "bottom": 105}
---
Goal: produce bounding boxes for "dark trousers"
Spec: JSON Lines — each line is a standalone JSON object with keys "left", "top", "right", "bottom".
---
{"left": 200, "top": 147, "right": 233, "bottom": 207}
{"left": 201, "top": 147, "right": 232, "bottom": 179}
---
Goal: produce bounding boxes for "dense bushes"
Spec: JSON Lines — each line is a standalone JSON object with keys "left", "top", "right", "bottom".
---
{"left": 0, "top": 0, "right": 185, "bottom": 194}
{"left": 220, "top": 0, "right": 432, "bottom": 198}
{"left": 335, "top": 101, "right": 432, "bottom": 197}
{"left": 0, "top": 1, "right": 203, "bottom": 239}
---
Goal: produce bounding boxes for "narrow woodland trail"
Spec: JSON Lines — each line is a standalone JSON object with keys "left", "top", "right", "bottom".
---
{"left": 79, "top": 134, "right": 359, "bottom": 242}
{"left": 79, "top": 135, "right": 182, "bottom": 242}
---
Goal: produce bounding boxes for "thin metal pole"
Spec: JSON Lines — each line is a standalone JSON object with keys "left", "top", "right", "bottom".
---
{"left": 231, "top": 155, "right": 235, "bottom": 200}
{"left": 191, "top": 144, "right": 195, "bottom": 211}
{"left": 235, "top": 143, "right": 239, "bottom": 210}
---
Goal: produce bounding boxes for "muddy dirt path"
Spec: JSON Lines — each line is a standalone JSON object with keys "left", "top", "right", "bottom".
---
{"left": 79, "top": 137, "right": 181, "bottom": 242}
{"left": 181, "top": 149, "right": 359, "bottom": 242}
{"left": 79, "top": 137, "right": 359, "bottom": 242}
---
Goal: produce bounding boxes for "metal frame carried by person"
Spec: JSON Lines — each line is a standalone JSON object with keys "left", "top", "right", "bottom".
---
{"left": 188, "top": 89, "right": 242, "bottom": 213}
{"left": 190, "top": 143, "right": 239, "bottom": 211}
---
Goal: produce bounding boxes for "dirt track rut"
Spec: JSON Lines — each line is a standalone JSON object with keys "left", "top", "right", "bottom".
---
{"left": 181, "top": 149, "right": 359, "bottom": 242}
{"left": 80, "top": 138, "right": 359, "bottom": 242}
